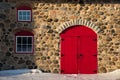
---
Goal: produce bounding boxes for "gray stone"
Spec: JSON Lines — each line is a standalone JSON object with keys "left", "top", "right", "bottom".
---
{"left": 86, "top": 18, "right": 91, "bottom": 21}
{"left": 41, "top": 56, "right": 46, "bottom": 60}
{"left": 106, "top": 37, "right": 112, "bottom": 41}
{"left": 111, "top": 29, "right": 115, "bottom": 33}
{"left": 26, "top": 60, "right": 32, "bottom": 65}
{"left": 17, "top": 23, "right": 23, "bottom": 27}
{"left": 10, "top": 23, "right": 16, "bottom": 28}
{"left": 47, "top": 18, "right": 53, "bottom": 22}
{"left": 0, "top": 14, "right": 6, "bottom": 19}
{"left": 4, "top": 19, "right": 11, "bottom": 23}
{"left": 54, "top": 18, "right": 59, "bottom": 22}
{"left": 33, "top": 11, "right": 39, "bottom": 15}
{"left": 0, "top": 23, "right": 4, "bottom": 28}
{"left": 6, "top": 52, "right": 11, "bottom": 56}
{"left": 113, "top": 52, "right": 119, "bottom": 55}
{"left": 13, "top": 57, "right": 19, "bottom": 61}
{"left": 28, "top": 66, "right": 33, "bottom": 69}
{"left": 99, "top": 12, "right": 104, "bottom": 15}
{"left": 9, "top": 48, "right": 13, "bottom": 52}
{"left": 53, "top": 60, "right": 58, "bottom": 64}
{"left": 0, "top": 63, "right": 3, "bottom": 67}
{"left": 0, "top": 3, "right": 11, "bottom": 9}
{"left": 48, "top": 30, "right": 53, "bottom": 33}
{"left": 46, "top": 26, "right": 51, "bottom": 29}
{"left": 24, "top": 24, "right": 29, "bottom": 27}
{"left": 53, "top": 69, "right": 59, "bottom": 73}
{"left": 100, "top": 67, "right": 107, "bottom": 73}
{"left": 4, "top": 9, "right": 10, "bottom": 13}
{"left": 18, "top": 60, "right": 25, "bottom": 64}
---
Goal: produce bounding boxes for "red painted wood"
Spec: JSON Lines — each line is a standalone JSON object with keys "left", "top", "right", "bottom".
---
{"left": 15, "top": 30, "right": 34, "bottom": 54}
{"left": 15, "top": 30, "right": 34, "bottom": 36}
{"left": 17, "top": 6, "right": 31, "bottom": 10}
{"left": 78, "top": 36, "right": 97, "bottom": 74}
{"left": 60, "top": 25, "right": 97, "bottom": 74}
{"left": 61, "top": 37, "right": 78, "bottom": 74}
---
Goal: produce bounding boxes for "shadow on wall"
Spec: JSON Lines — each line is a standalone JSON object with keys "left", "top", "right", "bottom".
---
{"left": 0, "top": 0, "right": 120, "bottom": 73}
{"left": 1, "top": 0, "right": 120, "bottom": 4}
{"left": 27, "top": 0, "right": 120, "bottom": 4}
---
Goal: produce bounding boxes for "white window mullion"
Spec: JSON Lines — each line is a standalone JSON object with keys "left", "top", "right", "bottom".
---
{"left": 27, "top": 36, "right": 28, "bottom": 52}
{"left": 16, "top": 37, "right": 18, "bottom": 52}
{"left": 16, "top": 36, "right": 33, "bottom": 53}
{"left": 21, "top": 37, "right": 23, "bottom": 52}
{"left": 18, "top": 10, "right": 31, "bottom": 21}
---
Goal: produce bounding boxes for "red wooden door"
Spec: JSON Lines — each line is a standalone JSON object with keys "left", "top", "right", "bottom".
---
{"left": 77, "top": 36, "right": 97, "bottom": 74}
{"left": 61, "top": 37, "right": 78, "bottom": 74}
{"left": 60, "top": 26, "right": 97, "bottom": 74}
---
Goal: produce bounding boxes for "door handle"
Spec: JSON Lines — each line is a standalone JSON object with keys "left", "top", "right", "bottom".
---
{"left": 79, "top": 54, "right": 83, "bottom": 56}
{"left": 77, "top": 54, "right": 83, "bottom": 59}
{"left": 61, "top": 54, "right": 64, "bottom": 57}
{"left": 93, "top": 54, "right": 97, "bottom": 56}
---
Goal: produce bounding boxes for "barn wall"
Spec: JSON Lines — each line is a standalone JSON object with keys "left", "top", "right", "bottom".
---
{"left": 0, "top": 0, "right": 120, "bottom": 73}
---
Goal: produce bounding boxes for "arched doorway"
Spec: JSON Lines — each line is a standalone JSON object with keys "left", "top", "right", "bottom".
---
{"left": 60, "top": 25, "right": 97, "bottom": 74}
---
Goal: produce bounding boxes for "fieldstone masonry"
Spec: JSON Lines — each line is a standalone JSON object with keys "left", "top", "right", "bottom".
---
{"left": 0, "top": 0, "right": 120, "bottom": 73}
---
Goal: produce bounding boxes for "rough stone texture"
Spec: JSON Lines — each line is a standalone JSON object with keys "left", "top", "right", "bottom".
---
{"left": 0, "top": 0, "right": 120, "bottom": 73}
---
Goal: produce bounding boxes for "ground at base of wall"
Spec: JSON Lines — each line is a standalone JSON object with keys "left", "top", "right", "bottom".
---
{"left": 0, "top": 69, "right": 120, "bottom": 80}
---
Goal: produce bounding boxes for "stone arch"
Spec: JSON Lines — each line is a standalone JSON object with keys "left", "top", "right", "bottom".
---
{"left": 56, "top": 19, "right": 101, "bottom": 34}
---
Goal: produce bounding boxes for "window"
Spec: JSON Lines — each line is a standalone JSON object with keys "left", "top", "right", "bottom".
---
{"left": 16, "top": 36, "right": 33, "bottom": 53}
{"left": 15, "top": 31, "right": 34, "bottom": 54}
{"left": 18, "top": 10, "right": 31, "bottom": 21}
{"left": 17, "top": 6, "right": 32, "bottom": 21}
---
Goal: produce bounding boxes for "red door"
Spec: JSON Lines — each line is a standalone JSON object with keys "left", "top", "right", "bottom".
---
{"left": 77, "top": 36, "right": 97, "bottom": 74}
{"left": 60, "top": 26, "right": 97, "bottom": 74}
{"left": 61, "top": 37, "right": 78, "bottom": 74}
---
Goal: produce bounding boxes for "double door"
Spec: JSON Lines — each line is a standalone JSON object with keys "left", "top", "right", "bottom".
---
{"left": 60, "top": 36, "right": 97, "bottom": 74}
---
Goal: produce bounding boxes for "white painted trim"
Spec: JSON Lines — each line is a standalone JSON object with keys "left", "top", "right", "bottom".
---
{"left": 16, "top": 36, "right": 33, "bottom": 53}
{"left": 18, "top": 10, "right": 31, "bottom": 21}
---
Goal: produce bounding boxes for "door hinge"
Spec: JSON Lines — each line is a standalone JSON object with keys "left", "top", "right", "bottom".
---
{"left": 93, "top": 70, "right": 97, "bottom": 73}
{"left": 61, "top": 38, "right": 64, "bottom": 41}
{"left": 61, "top": 70, "right": 64, "bottom": 73}
{"left": 93, "top": 54, "right": 97, "bottom": 56}
{"left": 93, "top": 38, "right": 97, "bottom": 41}
{"left": 79, "top": 54, "right": 83, "bottom": 56}
{"left": 61, "top": 54, "right": 64, "bottom": 57}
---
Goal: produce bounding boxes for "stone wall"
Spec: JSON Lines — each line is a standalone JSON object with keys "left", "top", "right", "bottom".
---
{"left": 0, "top": 0, "right": 120, "bottom": 73}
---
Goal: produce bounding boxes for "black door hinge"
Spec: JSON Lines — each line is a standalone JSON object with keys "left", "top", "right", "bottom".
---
{"left": 61, "top": 38, "right": 64, "bottom": 41}
{"left": 93, "top": 38, "right": 97, "bottom": 41}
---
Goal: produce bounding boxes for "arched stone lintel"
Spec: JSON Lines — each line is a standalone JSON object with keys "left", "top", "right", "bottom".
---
{"left": 56, "top": 19, "right": 101, "bottom": 34}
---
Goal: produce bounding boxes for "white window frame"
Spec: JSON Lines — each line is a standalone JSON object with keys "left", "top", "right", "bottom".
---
{"left": 18, "top": 10, "right": 31, "bottom": 21}
{"left": 16, "top": 36, "right": 33, "bottom": 53}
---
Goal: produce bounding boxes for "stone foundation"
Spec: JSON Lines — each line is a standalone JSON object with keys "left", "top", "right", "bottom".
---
{"left": 0, "top": 0, "right": 120, "bottom": 73}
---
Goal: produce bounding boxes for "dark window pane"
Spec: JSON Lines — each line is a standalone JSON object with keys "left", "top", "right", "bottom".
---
{"left": 26, "top": 16, "right": 30, "bottom": 20}
{"left": 28, "top": 45, "right": 32, "bottom": 52}
{"left": 22, "top": 45, "right": 27, "bottom": 51}
{"left": 27, "top": 12, "right": 30, "bottom": 15}
{"left": 17, "top": 45, "right": 21, "bottom": 52}
{"left": 17, "top": 37, "right": 21, "bottom": 44}
{"left": 19, "top": 16, "right": 22, "bottom": 20}
{"left": 23, "top": 16, "right": 26, "bottom": 20}
{"left": 19, "top": 11, "right": 22, "bottom": 15}
{"left": 28, "top": 37, "right": 32, "bottom": 44}
{"left": 23, "top": 11, "right": 26, "bottom": 15}
{"left": 23, "top": 37, "right": 27, "bottom": 44}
